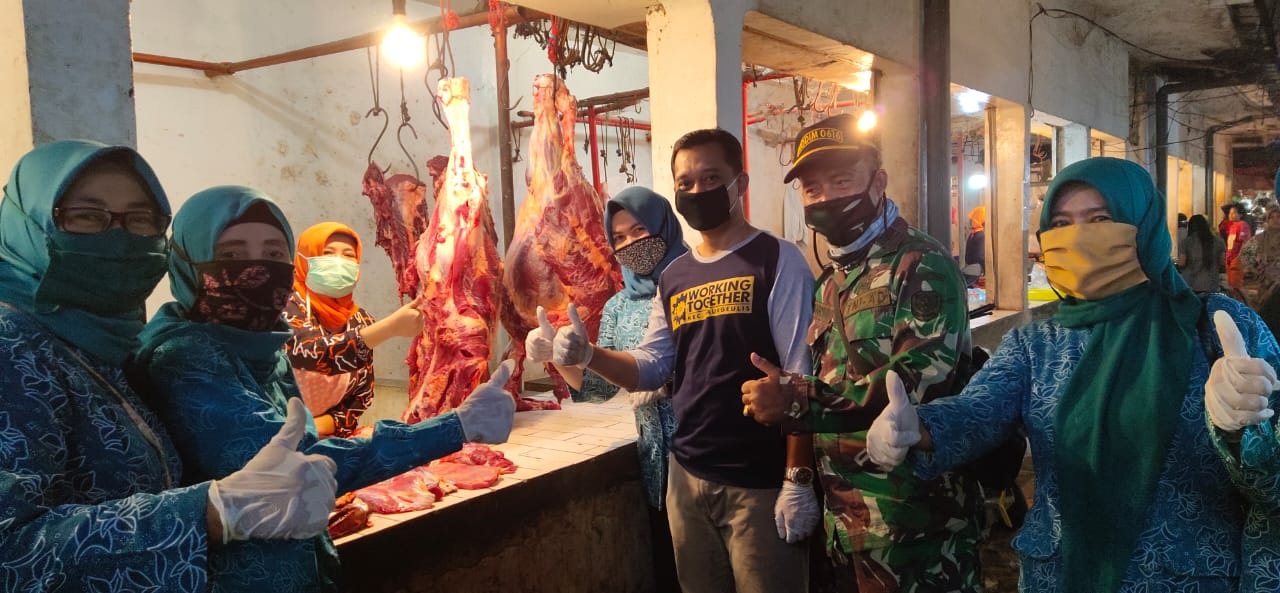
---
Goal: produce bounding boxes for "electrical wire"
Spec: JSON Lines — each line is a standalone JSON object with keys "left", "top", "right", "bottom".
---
{"left": 1034, "top": 3, "right": 1234, "bottom": 71}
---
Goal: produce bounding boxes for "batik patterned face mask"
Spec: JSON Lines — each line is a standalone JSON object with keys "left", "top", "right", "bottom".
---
{"left": 188, "top": 259, "right": 295, "bottom": 331}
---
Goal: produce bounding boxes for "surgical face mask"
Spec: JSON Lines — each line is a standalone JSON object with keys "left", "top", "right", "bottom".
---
{"left": 675, "top": 175, "right": 741, "bottom": 231}
{"left": 803, "top": 178, "right": 880, "bottom": 247}
{"left": 187, "top": 259, "right": 296, "bottom": 331}
{"left": 1038, "top": 221, "right": 1148, "bottom": 300}
{"left": 36, "top": 228, "right": 168, "bottom": 316}
{"left": 613, "top": 235, "right": 668, "bottom": 276}
{"left": 305, "top": 255, "right": 359, "bottom": 298}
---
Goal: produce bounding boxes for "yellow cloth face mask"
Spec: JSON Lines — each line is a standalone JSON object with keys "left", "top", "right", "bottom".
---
{"left": 1039, "top": 221, "right": 1148, "bottom": 300}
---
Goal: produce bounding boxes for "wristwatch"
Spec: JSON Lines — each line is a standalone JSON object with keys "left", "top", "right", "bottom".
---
{"left": 780, "top": 374, "right": 807, "bottom": 420}
{"left": 785, "top": 466, "right": 815, "bottom": 486}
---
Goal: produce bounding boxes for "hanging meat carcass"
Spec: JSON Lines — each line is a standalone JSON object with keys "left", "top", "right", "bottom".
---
{"left": 362, "top": 164, "right": 432, "bottom": 301}
{"left": 502, "top": 75, "right": 621, "bottom": 408}
{"left": 401, "top": 77, "right": 506, "bottom": 423}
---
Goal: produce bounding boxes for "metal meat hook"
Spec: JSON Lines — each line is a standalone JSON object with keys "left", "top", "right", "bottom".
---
{"left": 397, "top": 120, "right": 421, "bottom": 182}
{"left": 365, "top": 107, "right": 392, "bottom": 175}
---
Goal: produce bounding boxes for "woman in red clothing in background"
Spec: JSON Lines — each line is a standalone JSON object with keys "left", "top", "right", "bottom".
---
{"left": 284, "top": 222, "right": 423, "bottom": 437}
{"left": 1222, "top": 203, "right": 1253, "bottom": 294}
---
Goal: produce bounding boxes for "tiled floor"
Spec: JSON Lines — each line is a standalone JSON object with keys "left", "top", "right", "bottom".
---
{"left": 335, "top": 392, "right": 639, "bottom": 545}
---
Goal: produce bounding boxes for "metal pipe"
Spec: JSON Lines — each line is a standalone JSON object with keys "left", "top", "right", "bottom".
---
{"left": 132, "top": 7, "right": 542, "bottom": 75}
{"left": 512, "top": 110, "right": 652, "bottom": 131}
{"left": 1205, "top": 129, "right": 1216, "bottom": 216}
{"left": 743, "top": 99, "right": 865, "bottom": 125}
{"left": 921, "top": 0, "right": 951, "bottom": 244}
{"left": 132, "top": 53, "right": 232, "bottom": 76}
{"left": 494, "top": 11, "right": 516, "bottom": 251}
{"left": 588, "top": 106, "right": 602, "bottom": 196}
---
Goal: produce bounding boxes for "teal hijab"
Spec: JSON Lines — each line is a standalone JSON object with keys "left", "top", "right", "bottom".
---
{"left": 1042, "top": 157, "right": 1200, "bottom": 593}
{"left": 137, "top": 186, "right": 296, "bottom": 372}
{"left": 604, "top": 187, "right": 688, "bottom": 299}
{"left": 0, "top": 140, "right": 169, "bottom": 366}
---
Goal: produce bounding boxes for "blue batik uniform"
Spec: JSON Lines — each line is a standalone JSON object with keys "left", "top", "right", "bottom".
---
{"left": 0, "top": 140, "right": 219, "bottom": 591}
{"left": 912, "top": 295, "right": 1280, "bottom": 592}
{"left": 135, "top": 187, "right": 465, "bottom": 593}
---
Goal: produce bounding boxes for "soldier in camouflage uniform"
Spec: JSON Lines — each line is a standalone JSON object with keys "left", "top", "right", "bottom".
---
{"left": 742, "top": 114, "right": 984, "bottom": 593}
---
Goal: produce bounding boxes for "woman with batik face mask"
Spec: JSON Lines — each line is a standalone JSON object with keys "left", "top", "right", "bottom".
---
{"left": 0, "top": 142, "right": 340, "bottom": 592}
{"left": 524, "top": 185, "right": 687, "bottom": 591}
{"left": 135, "top": 186, "right": 514, "bottom": 593}
{"left": 283, "top": 223, "right": 424, "bottom": 437}
{"left": 864, "top": 157, "right": 1280, "bottom": 592}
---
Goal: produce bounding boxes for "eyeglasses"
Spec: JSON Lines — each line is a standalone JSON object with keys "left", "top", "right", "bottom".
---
{"left": 53, "top": 207, "right": 171, "bottom": 237}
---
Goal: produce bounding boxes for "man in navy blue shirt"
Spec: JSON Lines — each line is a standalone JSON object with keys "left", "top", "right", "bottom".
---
{"left": 537, "top": 128, "right": 818, "bottom": 593}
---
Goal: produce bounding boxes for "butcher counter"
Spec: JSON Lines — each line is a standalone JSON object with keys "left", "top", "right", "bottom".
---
{"left": 335, "top": 393, "right": 656, "bottom": 593}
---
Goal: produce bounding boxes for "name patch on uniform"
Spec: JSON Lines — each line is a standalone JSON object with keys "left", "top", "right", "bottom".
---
{"left": 813, "top": 301, "right": 838, "bottom": 325}
{"left": 669, "top": 276, "right": 755, "bottom": 331}
{"left": 843, "top": 287, "right": 892, "bottom": 316}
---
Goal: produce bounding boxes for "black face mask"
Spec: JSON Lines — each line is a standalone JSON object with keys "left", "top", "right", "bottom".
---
{"left": 803, "top": 179, "right": 880, "bottom": 247}
{"left": 675, "top": 176, "right": 740, "bottom": 231}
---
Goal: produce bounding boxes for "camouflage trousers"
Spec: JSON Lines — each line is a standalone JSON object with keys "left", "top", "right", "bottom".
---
{"left": 838, "top": 522, "right": 984, "bottom": 593}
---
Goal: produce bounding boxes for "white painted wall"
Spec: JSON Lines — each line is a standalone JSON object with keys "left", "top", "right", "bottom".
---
{"left": 132, "top": 1, "right": 652, "bottom": 385}
{"left": 952, "top": 0, "right": 1129, "bottom": 138}
{"left": 756, "top": 0, "right": 919, "bottom": 67}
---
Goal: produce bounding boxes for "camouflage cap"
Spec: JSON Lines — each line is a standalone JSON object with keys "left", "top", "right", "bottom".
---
{"left": 784, "top": 113, "right": 879, "bottom": 183}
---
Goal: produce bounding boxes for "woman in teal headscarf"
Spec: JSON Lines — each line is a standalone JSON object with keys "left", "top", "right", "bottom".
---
{"left": 135, "top": 185, "right": 515, "bottom": 592}
{"left": 0, "top": 141, "right": 337, "bottom": 592}
{"left": 866, "top": 157, "right": 1280, "bottom": 592}
{"left": 525, "top": 185, "right": 687, "bottom": 591}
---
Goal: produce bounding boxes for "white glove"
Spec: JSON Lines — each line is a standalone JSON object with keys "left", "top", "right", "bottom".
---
{"left": 866, "top": 370, "right": 922, "bottom": 471}
{"left": 630, "top": 386, "right": 669, "bottom": 410}
{"left": 552, "top": 303, "right": 594, "bottom": 369}
{"left": 1206, "top": 311, "right": 1279, "bottom": 432}
{"left": 456, "top": 360, "right": 517, "bottom": 443}
{"left": 207, "top": 398, "right": 338, "bottom": 543}
{"left": 524, "top": 306, "right": 555, "bottom": 364}
{"left": 774, "top": 479, "right": 820, "bottom": 543}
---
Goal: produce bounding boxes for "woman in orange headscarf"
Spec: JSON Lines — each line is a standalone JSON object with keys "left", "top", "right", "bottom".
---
{"left": 283, "top": 222, "right": 423, "bottom": 437}
{"left": 962, "top": 205, "right": 986, "bottom": 287}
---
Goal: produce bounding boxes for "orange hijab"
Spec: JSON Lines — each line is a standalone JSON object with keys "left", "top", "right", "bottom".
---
{"left": 294, "top": 222, "right": 362, "bottom": 331}
{"left": 968, "top": 205, "right": 986, "bottom": 234}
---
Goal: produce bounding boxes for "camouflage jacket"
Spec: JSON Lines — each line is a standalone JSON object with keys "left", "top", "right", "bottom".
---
{"left": 790, "top": 218, "right": 982, "bottom": 555}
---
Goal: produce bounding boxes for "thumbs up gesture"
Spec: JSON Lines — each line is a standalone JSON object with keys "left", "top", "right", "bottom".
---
{"left": 552, "top": 303, "right": 594, "bottom": 369}
{"left": 1205, "top": 311, "right": 1279, "bottom": 432}
{"left": 455, "top": 360, "right": 518, "bottom": 443}
{"left": 207, "top": 398, "right": 339, "bottom": 543}
{"left": 866, "top": 370, "right": 922, "bottom": 471}
{"left": 524, "top": 306, "right": 556, "bottom": 364}
{"left": 740, "top": 352, "right": 798, "bottom": 425}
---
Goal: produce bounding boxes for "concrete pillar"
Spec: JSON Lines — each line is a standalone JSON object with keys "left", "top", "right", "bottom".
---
{"left": 646, "top": 0, "right": 754, "bottom": 198}
{"left": 1191, "top": 166, "right": 1206, "bottom": 218}
{"left": 1056, "top": 123, "right": 1091, "bottom": 171}
{"left": 0, "top": 0, "right": 137, "bottom": 171}
{"left": 877, "top": 61, "right": 922, "bottom": 227}
{"left": 990, "top": 98, "right": 1028, "bottom": 312}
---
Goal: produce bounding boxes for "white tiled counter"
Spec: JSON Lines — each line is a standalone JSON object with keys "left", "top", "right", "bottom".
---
{"left": 335, "top": 397, "right": 655, "bottom": 593}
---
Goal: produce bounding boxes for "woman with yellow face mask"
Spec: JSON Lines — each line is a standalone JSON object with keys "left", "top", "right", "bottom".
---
{"left": 862, "top": 157, "right": 1280, "bottom": 592}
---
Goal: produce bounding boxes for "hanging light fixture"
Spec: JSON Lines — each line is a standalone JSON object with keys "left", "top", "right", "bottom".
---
{"left": 383, "top": 0, "right": 425, "bottom": 69}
